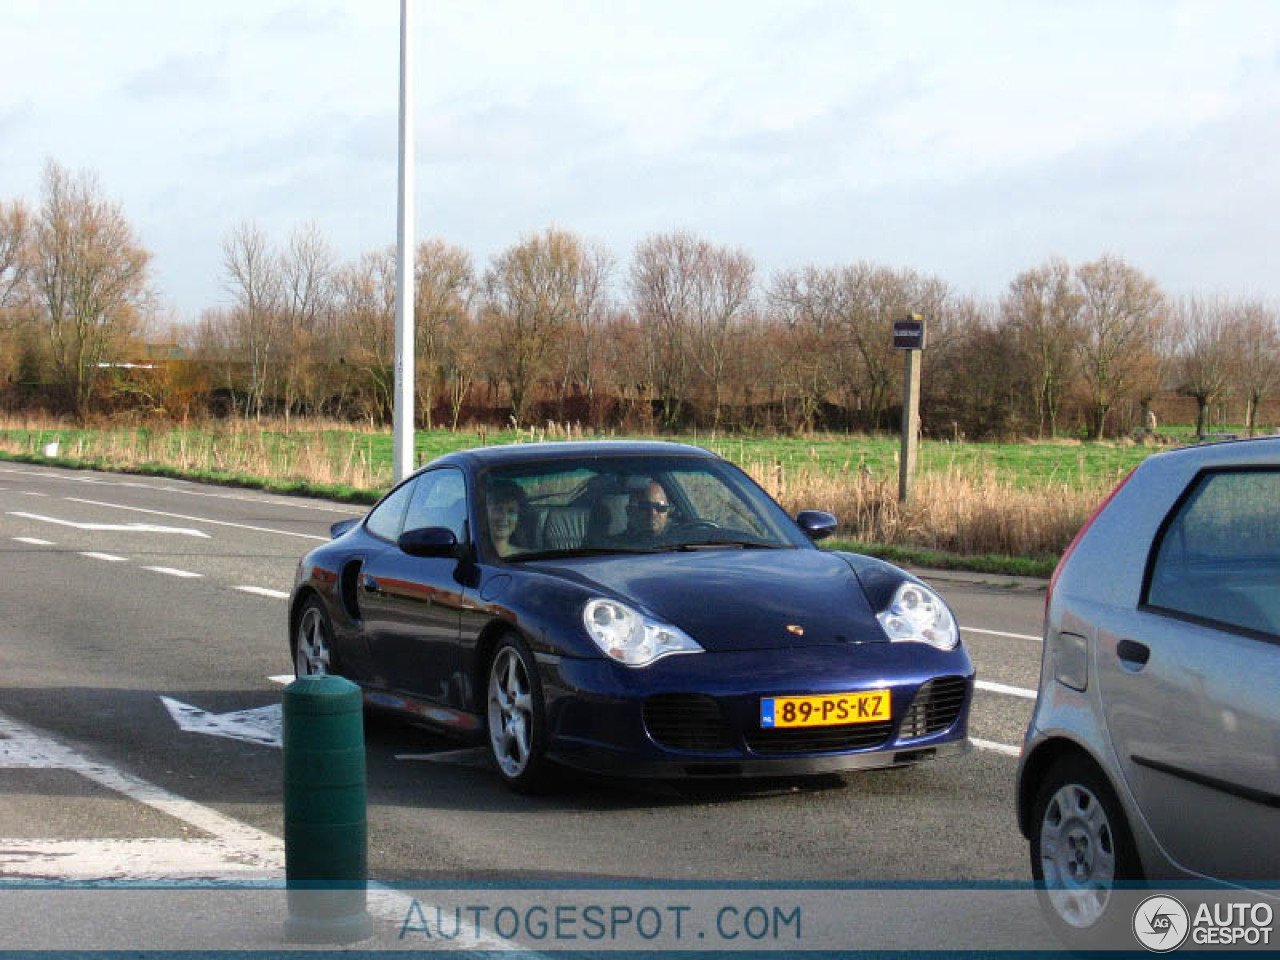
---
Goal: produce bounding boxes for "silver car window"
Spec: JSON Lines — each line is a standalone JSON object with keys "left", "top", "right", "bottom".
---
{"left": 1146, "top": 469, "right": 1280, "bottom": 638}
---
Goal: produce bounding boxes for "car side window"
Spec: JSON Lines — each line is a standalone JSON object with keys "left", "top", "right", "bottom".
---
{"left": 403, "top": 467, "right": 468, "bottom": 542}
{"left": 364, "top": 479, "right": 415, "bottom": 543}
{"left": 1145, "top": 469, "right": 1280, "bottom": 638}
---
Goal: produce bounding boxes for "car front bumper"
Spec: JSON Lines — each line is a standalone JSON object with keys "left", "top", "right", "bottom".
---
{"left": 538, "top": 642, "right": 975, "bottom": 779}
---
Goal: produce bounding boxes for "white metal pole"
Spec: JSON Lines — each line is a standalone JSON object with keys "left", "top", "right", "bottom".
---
{"left": 393, "top": 0, "right": 416, "bottom": 483}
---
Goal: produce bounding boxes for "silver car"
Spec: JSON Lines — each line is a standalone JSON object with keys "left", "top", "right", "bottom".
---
{"left": 1016, "top": 437, "right": 1280, "bottom": 944}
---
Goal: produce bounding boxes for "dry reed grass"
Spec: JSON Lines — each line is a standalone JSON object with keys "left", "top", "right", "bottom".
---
{"left": 0, "top": 414, "right": 1108, "bottom": 557}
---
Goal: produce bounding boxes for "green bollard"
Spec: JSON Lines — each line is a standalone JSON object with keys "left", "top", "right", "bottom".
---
{"left": 282, "top": 674, "right": 373, "bottom": 943}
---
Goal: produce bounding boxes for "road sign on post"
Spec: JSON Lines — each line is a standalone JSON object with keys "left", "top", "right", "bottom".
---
{"left": 894, "top": 314, "right": 926, "bottom": 503}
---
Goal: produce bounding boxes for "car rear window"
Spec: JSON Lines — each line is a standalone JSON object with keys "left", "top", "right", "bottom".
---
{"left": 1145, "top": 469, "right": 1280, "bottom": 638}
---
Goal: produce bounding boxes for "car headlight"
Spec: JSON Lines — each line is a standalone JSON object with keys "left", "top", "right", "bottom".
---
{"left": 582, "top": 598, "right": 704, "bottom": 667}
{"left": 875, "top": 582, "right": 958, "bottom": 650}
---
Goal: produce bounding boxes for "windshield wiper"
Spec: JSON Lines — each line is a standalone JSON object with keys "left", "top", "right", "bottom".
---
{"left": 662, "top": 539, "right": 787, "bottom": 551}
{"left": 505, "top": 546, "right": 662, "bottom": 562}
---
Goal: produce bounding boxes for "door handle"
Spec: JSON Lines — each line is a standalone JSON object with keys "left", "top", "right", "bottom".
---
{"left": 1116, "top": 638, "right": 1150, "bottom": 669}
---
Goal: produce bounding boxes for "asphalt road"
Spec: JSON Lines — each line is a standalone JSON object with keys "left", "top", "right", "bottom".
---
{"left": 0, "top": 462, "right": 1047, "bottom": 889}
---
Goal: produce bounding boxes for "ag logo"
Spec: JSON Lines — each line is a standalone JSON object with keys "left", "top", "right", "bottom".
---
{"left": 1133, "top": 895, "right": 1189, "bottom": 952}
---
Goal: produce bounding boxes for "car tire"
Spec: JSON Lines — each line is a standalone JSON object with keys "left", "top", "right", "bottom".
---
{"left": 485, "top": 633, "right": 551, "bottom": 794}
{"left": 1030, "top": 754, "right": 1143, "bottom": 948}
{"left": 294, "top": 597, "right": 333, "bottom": 678}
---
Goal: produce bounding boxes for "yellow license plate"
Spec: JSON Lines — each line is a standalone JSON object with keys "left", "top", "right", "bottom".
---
{"left": 760, "top": 690, "right": 891, "bottom": 728}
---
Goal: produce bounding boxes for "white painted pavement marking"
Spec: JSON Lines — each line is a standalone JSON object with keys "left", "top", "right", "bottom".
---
{"left": 963, "top": 626, "right": 1041, "bottom": 642}
{"left": 160, "top": 697, "right": 281, "bottom": 748}
{"left": 10, "top": 537, "right": 54, "bottom": 546}
{"left": 975, "top": 679, "right": 1038, "bottom": 700}
{"left": 972, "top": 737, "right": 1022, "bottom": 757}
{"left": 267, "top": 674, "right": 294, "bottom": 685}
{"left": 0, "top": 839, "right": 271, "bottom": 879}
{"left": 233, "top": 585, "right": 289, "bottom": 599}
{"left": 0, "top": 709, "right": 516, "bottom": 948}
{"left": 7, "top": 510, "right": 211, "bottom": 538}
{"left": 64, "top": 497, "right": 328, "bottom": 541}
{"left": 141, "top": 566, "right": 202, "bottom": 579}
{"left": 79, "top": 551, "right": 128, "bottom": 562}
{"left": 0, "top": 709, "right": 282, "bottom": 870}
{"left": 18, "top": 491, "right": 47, "bottom": 497}
{"left": 0, "top": 465, "right": 356, "bottom": 514}
{"left": 396, "top": 747, "right": 491, "bottom": 768}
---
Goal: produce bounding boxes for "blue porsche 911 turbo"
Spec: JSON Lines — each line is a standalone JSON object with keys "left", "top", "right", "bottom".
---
{"left": 289, "top": 441, "right": 974, "bottom": 792}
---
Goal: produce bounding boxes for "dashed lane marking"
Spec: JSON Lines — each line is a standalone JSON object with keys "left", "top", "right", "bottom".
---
{"left": 79, "top": 552, "right": 128, "bottom": 562}
{"left": 18, "top": 491, "right": 48, "bottom": 497}
{"left": 10, "top": 537, "right": 54, "bottom": 546}
{"left": 962, "top": 627, "right": 1041, "bottom": 642}
{"left": 233, "top": 585, "right": 289, "bottom": 599}
{"left": 267, "top": 675, "right": 294, "bottom": 685}
{"left": 64, "top": 497, "right": 327, "bottom": 542}
{"left": 975, "top": 679, "right": 1037, "bottom": 700}
{"left": 141, "top": 566, "right": 202, "bottom": 579}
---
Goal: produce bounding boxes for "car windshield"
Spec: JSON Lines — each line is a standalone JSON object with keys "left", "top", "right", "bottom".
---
{"left": 478, "top": 455, "right": 812, "bottom": 561}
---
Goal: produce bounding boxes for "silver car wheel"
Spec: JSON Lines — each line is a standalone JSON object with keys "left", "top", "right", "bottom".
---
{"left": 488, "top": 647, "right": 534, "bottom": 779}
{"left": 1038, "top": 782, "right": 1116, "bottom": 929}
{"left": 294, "top": 605, "right": 331, "bottom": 677}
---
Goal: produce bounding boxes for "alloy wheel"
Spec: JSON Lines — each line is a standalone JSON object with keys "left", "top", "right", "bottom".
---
{"left": 294, "top": 605, "right": 331, "bottom": 677}
{"left": 1038, "top": 782, "right": 1116, "bottom": 929}
{"left": 488, "top": 647, "right": 534, "bottom": 778}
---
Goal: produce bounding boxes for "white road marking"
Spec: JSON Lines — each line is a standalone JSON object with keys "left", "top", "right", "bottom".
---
{"left": 141, "top": 566, "right": 202, "bottom": 579}
{"left": 79, "top": 551, "right": 128, "bottom": 562}
{"left": 963, "top": 626, "right": 1041, "bottom": 642}
{"left": 64, "top": 497, "right": 327, "bottom": 541}
{"left": 267, "top": 674, "right": 294, "bottom": 685}
{"left": 160, "top": 697, "right": 281, "bottom": 748}
{"left": 975, "top": 679, "right": 1038, "bottom": 700}
{"left": 0, "top": 710, "right": 510, "bottom": 947}
{"left": 0, "top": 839, "right": 274, "bottom": 879}
{"left": 233, "top": 585, "right": 289, "bottom": 599}
{"left": 0, "top": 465, "right": 356, "bottom": 514}
{"left": 972, "top": 738, "right": 1021, "bottom": 757}
{"left": 6, "top": 511, "right": 211, "bottom": 538}
{"left": 0, "top": 709, "right": 282, "bottom": 867}
{"left": 18, "top": 491, "right": 48, "bottom": 497}
{"left": 11, "top": 537, "right": 54, "bottom": 546}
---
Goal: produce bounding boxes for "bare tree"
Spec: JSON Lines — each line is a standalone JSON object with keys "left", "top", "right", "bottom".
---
{"left": 1001, "top": 258, "right": 1082, "bottom": 437}
{"left": 221, "top": 222, "right": 283, "bottom": 419}
{"left": 1235, "top": 300, "right": 1280, "bottom": 436}
{"left": 1173, "top": 296, "right": 1237, "bottom": 438}
{"left": 1074, "top": 255, "right": 1166, "bottom": 439}
{"left": 415, "top": 239, "right": 477, "bottom": 428}
{"left": 32, "top": 161, "right": 151, "bottom": 418}
{"left": 767, "top": 267, "right": 843, "bottom": 430}
{"left": 333, "top": 248, "right": 397, "bottom": 425}
{"left": 0, "top": 199, "right": 29, "bottom": 315}
{"left": 278, "top": 222, "right": 335, "bottom": 422}
{"left": 483, "top": 228, "right": 599, "bottom": 424}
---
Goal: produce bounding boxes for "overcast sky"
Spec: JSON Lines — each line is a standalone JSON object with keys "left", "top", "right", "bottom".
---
{"left": 4, "top": 0, "right": 1279, "bottom": 321}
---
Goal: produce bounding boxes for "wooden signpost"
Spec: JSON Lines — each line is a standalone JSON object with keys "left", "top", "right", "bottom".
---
{"left": 894, "top": 315, "right": 926, "bottom": 503}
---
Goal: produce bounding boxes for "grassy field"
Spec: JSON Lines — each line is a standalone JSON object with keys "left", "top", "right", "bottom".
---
{"left": 0, "top": 415, "right": 1180, "bottom": 574}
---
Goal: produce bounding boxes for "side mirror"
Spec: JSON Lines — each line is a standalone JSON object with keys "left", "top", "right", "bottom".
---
{"left": 795, "top": 510, "right": 838, "bottom": 541}
{"left": 329, "top": 517, "right": 360, "bottom": 539}
{"left": 398, "top": 526, "right": 459, "bottom": 558}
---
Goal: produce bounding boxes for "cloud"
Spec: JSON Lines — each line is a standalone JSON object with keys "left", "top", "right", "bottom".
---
{"left": 122, "top": 54, "right": 223, "bottom": 100}
{"left": 259, "top": 3, "right": 347, "bottom": 39}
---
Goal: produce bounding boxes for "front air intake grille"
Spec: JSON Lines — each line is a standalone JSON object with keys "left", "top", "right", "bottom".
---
{"left": 898, "top": 676, "right": 968, "bottom": 740}
{"left": 744, "top": 720, "right": 894, "bottom": 755}
{"left": 643, "top": 694, "right": 734, "bottom": 751}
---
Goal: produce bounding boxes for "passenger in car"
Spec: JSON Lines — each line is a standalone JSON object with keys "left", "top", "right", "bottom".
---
{"left": 485, "top": 478, "right": 528, "bottom": 558}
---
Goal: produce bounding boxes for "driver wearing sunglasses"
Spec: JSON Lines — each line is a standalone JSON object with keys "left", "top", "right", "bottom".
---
{"left": 625, "top": 479, "right": 672, "bottom": 542}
